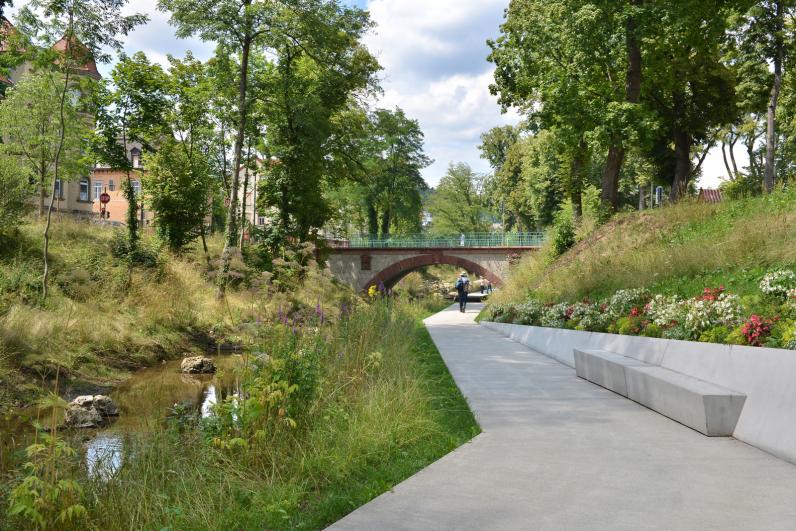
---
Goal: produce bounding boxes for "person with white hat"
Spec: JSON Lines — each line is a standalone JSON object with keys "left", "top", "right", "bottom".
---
{"left": 455, "top": 272, "right": 470, "bottom": 313}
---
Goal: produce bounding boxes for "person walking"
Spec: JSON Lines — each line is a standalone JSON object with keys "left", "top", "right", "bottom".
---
{"left": 455, "top": 272, "right": 470, "bottom": 313}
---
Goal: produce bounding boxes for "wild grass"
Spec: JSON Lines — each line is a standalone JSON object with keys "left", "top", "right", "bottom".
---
{"left": 2, "top": 298, "right": 478, "bottom": 530}
{"left": 0, "top": 217, "right": 350, "bottom": 411}
{"left": 491, "top": 188, "right": 796, "bottom": 305}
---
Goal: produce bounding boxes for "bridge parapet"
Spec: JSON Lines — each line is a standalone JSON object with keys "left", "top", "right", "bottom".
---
{"left": 326, "top": 232, "right": 545, "bottom": 249}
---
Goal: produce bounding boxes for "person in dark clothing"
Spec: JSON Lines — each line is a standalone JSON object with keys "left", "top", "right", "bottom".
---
{"left": 455, "top": 272, "right": 470, "bottom": 313}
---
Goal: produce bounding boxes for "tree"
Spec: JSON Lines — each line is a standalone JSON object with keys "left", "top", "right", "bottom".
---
{"left": 18, "top": 0, "right": 146, "bottom": 298}
{"left": 731, "top": 1, "right": 796, "bottom": 192}
{"left": 254, "top": 1, "right": 380, "bottom": 239}
{"left": 145, "top": 139, "right": 214, "bottom": 251}
{"left": 644, "top": 0, "right": 739, "bottom": 200}
{"left": 489, "top": 0, "right": 644, "bottom": 212}
{"left": 94, "top": 52, "right": 170, "bottom": 252}
{"left": 426, "top": 163, "right": 492, "bottom": 235}
{"left": 159, "top": 0, "right": 279, "bottom": 294}
{"left": 0, "top": 71, "right": 88, "bottom": 220}
{"left": 0, "top": 153, "right": 32, "bottom": 237}
{"left": 145, "top": 53, "right": 217, "bottom": 253}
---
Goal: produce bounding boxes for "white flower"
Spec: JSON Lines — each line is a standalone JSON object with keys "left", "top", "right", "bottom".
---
{"left": 646, "top": 295, "right": 685, "bottom": 327}
{"left": 760, "top": 270, "right": 796, "bottom": 299}
{"left": 608, "top": 288, "right": 650, "bottom": 316}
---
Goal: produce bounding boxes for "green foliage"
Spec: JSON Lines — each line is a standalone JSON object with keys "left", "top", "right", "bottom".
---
{"left": 698, "top": 325, "right": 731, "bottom": 344}
{"left": 145, "top": 139, "right": 213, "bottom": 251}
{"left": 426, "top": 163, "right": 492, "bottom": 235}
{"left": 0, "top": 154, "right": 32, "bottom": 236}
{"left": 550, "top": 206, "right": 576, "bottom": 256}
{"left": 7, "top": 394, "right": 86, "bottom": 530}
{"left": 0, "top": 71, "right": 90, "bottom": 203}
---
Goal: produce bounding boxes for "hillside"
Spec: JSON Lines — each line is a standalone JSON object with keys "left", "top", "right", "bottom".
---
{"left": 0, "top": 219, "right": 350, "bottom": 412}
{"left": 485, "top": 188, "right": 796, "bottom": 348}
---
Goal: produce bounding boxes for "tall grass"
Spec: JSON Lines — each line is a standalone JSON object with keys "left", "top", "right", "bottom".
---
{"left": 0, "top": 218, "right": 312, "bottom": 410}
{"left": 492, "top": 188, "right": 796, "bottom": 305}
{"left": 3, "top": 299, "right": 478, "bottom": 530}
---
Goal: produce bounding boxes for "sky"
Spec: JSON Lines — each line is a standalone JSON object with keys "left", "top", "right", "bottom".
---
{"left": 7, "top": 0, "right": 732, "bottom": 189}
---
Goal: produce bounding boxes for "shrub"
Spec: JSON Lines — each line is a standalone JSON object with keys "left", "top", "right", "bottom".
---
{"left": 759, "top": 270, "right": 796, "bottom": 300}
{"left": 608, "top": 288, "right": 650, "bottom": 316}
{"left": 698, "top": 325, "right": 730, "bottom": 344}
{"left": 550, "top": 209, "right": 576, "bottom": 256}
{"left": 641, "top": 323, "right": 663, "bottom": 338}
{"left": 741, "top": 315, "right": 775, "bottom": 347}
{"left": 570, "top": 302, "right": 611, "bottom": 332}
{"left": 514, "top": 300, "right": 544, "bottom": 325}
{"left": 0, "top": 153, "right": 30, "bottom": 236}
{"left": 539, "top": 303, "right": 570, "bottom": 328}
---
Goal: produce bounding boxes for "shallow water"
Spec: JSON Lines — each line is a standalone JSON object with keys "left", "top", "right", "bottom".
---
{"left": 1, "top": 353, "right": 247, "bottom": 478}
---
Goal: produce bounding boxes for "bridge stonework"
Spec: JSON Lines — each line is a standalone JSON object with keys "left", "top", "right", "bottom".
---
{"left": 326, "top": 248, "right": 535, "bottom": 292}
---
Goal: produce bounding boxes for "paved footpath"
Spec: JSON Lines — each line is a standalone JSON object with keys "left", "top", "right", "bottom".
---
{"left": 329, "top": 304, "right": 796, "bottom": 531}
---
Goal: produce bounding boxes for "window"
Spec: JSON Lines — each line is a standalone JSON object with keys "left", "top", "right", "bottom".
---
{"left": 258, "top": 216, "right": 266, "bottom": 226}
{"left": 108, "top": 180, "right": 115, "bottom": 192}
{"left": 54, "top": 179, "right": 63, "bottom": 198}
{"left": 131, "top": 180, "right": 141, "bottom": 196}
{"left": 360, "top": 254, "right": 372, "bottom": 271}
{"left": 93, "top": 180, "right": 103, "bottom": 200}
{"left": 130, "top": 148, "right": 141, "bottom": 169}
{"left": 79, "top": 178, "right": 90, "bottom": 201}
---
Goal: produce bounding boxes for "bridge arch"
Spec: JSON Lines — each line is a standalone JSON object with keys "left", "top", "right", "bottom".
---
{"left": 363, "top": 253, "right": 503, "bottom": 291}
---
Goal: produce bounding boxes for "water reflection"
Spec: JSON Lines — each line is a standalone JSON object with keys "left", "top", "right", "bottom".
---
{"left": 85, "top": 433, "right": 123, "bottom": 480}
{"left": 2, "top": 353, "right": 247, "bottom": 479}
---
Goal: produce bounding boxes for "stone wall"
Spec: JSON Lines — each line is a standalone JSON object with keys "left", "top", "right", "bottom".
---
{"left": 482, "top": 321, "right": 796, "bottom": 465}
{"left": 326, "top": 248, "right": 531, "bottom": 291}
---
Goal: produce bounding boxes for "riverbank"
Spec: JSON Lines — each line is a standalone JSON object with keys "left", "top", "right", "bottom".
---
{"left": 0, "top": 218, "right": 354, "bottom": 412}
{"left": 1, "top": 298, "right": 478, "bottom": 530}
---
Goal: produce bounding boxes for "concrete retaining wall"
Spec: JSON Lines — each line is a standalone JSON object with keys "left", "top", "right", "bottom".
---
{"left": 481, "top": 321, "right": 796, "bottom": 465}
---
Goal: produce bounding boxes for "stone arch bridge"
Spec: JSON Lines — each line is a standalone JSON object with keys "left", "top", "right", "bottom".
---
{"left": 324, "top": 233, "right": 543, "bottom": 292}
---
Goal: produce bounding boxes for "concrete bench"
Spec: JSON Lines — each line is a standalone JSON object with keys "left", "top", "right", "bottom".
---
{"left": 574, "top": 349, "right": 746, "bottom": 437}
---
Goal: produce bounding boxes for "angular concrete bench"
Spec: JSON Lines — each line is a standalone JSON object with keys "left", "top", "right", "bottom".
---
{"left": 574, "top": 349, "right": 746, "bottom": 437}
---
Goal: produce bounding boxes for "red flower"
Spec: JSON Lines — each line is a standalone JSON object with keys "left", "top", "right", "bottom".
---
{"left": 630, "top": 307, "right": 641, "bottom": 317}
{"left": 741, "top": 315, "right": 774, "bottom": 347}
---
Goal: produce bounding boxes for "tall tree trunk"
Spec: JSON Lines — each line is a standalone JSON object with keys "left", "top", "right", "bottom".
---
{"left": 721, "top": 141, "right": 734, "bottom": 181}
{"left": 600, "top": 147, "right": 625, "bottom": 208}
{"left": 217, "top": 32, "right": 252, "bottom": 297}
{"left": 638, "top": 184, "right": 645, "bottom": 210}
{"left": 380, "top": 209, "right": 390, "bottom": 239}
{"left": 367, "top": 203, "right": 378, "bottom": 237}
{"left": 570, "top": 139, "right": 586, "bottom": 219}
{"left": 729, "top": 134, "right": 740, "bottom": 178}
{"left": 765, "top": 0, "right": 784, "bottom": 193}
{"left": 601, "top": 0, "right": 642, "bottom": 210}
{"left": 238, "top": 141, "right": 252, "bottom": 249}
{"left": 670, "top": 125, "right": 692, "bottom": 202}
{"left": 43, "top": 20, "right": 74, "bottom": 300}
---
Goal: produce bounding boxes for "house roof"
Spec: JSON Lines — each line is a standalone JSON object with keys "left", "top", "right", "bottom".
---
{"left": 698, "top": 188, "right": 722, "bottom": 204}
{"left": 51, "top": 35, "right": 101, "bottom": 80}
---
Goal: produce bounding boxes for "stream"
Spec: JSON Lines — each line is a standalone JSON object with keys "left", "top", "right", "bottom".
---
{"left": 1, "top": 353, "right": 247, "bottom": 479}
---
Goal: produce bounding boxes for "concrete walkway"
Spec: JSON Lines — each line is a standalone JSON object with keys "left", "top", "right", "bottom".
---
{"left": 329, "top": 304, "right": 796, "bottom": 531}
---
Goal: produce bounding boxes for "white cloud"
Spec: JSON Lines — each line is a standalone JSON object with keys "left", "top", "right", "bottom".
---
{"left": 363, "top": 0, "right": 517, "bottom": 185}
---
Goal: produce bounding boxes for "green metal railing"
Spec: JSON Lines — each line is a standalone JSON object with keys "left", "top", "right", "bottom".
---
{"left": 329, "top": 232, "right": 545, "bottom": 249}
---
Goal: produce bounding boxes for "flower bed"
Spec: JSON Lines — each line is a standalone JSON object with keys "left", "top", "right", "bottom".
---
{"left": 484, "top": 270, "right": 796, "bottom": 349}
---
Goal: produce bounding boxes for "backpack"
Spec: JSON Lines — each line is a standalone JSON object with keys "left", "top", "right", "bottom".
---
{"left": 455, "top": 278, "right": 469, "bottom": 292}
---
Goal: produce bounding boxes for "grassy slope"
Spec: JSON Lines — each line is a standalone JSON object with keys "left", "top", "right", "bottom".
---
{"left": 1, "top": 219, "right": 480, "bottom": 530}
{"left": 0, "top": 218, "right": 349, "bottom": 412}
{"left": 491, "top": 189, "right": 796, "bottom": 306}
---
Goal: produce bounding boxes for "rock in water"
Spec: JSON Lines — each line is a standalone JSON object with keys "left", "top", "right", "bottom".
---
{"left": 181, "top": 356, "right": 217, "bottom": 374}
{"left": 64, "top": 395, "right": 119, "bottom": 429}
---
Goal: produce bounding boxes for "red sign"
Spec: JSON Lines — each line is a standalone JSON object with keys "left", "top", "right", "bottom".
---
{"left": 99, "top": 193, "right": 111, "bottom": 204}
